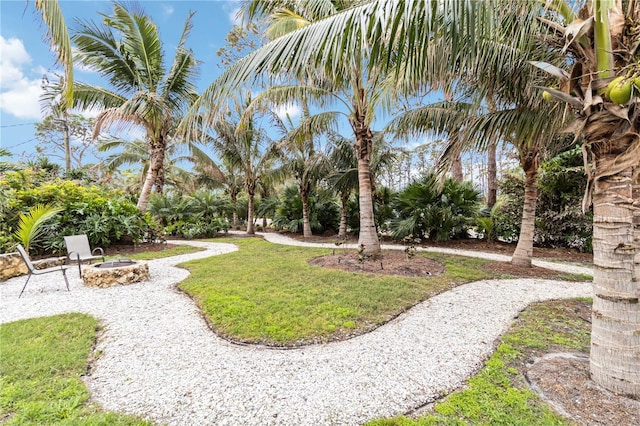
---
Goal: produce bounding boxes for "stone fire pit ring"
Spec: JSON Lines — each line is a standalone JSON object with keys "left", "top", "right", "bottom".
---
{"left": 82, "top": 259, "right": 150, "bottom": 288}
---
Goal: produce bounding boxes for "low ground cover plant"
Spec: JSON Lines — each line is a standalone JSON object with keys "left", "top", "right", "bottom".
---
{"left": 0, "top": 313, "right": 151, "bottom": 425}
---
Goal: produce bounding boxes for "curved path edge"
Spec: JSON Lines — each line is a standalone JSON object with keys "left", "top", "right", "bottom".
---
{"left": 0, "top": 238, "right": 592, "bottom": 425}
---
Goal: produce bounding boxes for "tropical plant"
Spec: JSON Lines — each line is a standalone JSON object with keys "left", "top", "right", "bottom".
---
{"left": 181, "top": 0, "right": 639, "bottom": 395}
{"left": 33, "top": 0, "right": 73, "bottom": 107}
{"left": 13, "top": 204, "right": 63, "bottom": 254}
{"left": 390, "top": 175, "right": 481, "bottom": 241}
{"left": 187, "top": 0, "right": 402, "bottom": 256}
{"left": 211, "top": 95, "right": 277, "bottom": 235}
{"left": 328, "top": 132, "right": 396, "bottom": 238}
{"left": 272, "top": 185, "right": 339, "bottom": 234}
{"left": 269, "top": 105, "right": 330, "bottom": 239}
{"left": 71, "top": 2, "right": 199, "bottom": 211}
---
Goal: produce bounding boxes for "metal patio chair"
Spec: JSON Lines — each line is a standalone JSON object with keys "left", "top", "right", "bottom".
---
{"left": 15, "top": 244, "right": 70, "bottom": 298}
{"left": 64, "top": 235, "right": 105, "bottom": 275}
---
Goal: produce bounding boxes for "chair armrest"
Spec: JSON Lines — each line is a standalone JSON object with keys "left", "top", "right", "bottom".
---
{"left": 92, "top": 247, "right": 104, "bottom": 256}
{"left": 66, "top": 251, "right": 81, "bottom": 262}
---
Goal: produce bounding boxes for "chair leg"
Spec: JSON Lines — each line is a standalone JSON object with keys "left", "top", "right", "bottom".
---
{"left": 18, "top": 274, "right": 32, "bottom": 298}
{"left": 62, "top": 268, "right": 70, "bottom": 291}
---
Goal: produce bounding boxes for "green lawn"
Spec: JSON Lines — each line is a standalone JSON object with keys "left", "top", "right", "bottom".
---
{"left": 0, "top": 313, "right": 151, "bottom": 425}
{"left": 178, "top": 238, "right": 585, "bottom": 346}
{"left": 1, "top": 237, "right": 592, "bottom": 425}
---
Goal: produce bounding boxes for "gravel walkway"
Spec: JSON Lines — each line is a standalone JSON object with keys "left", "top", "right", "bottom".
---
{"left": 0, "top": 238, "right": 592, "bottom": 425}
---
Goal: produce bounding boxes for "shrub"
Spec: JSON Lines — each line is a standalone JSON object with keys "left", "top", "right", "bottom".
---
{"left": 390, "top": 175, "right": 481, "bottom": 241}
{"left": 148, "top": 192, "right": 229, "bottom": 238}
{"left": 346, "top": 186, "right": 397, "bottom": 235}
{"left": 0, "top": 175, "right": 162, "bottom": 254}
{"left": 273, "top": 185, "right": 339, "bottom": 234}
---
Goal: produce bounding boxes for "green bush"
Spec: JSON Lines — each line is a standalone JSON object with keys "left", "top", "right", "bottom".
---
{"left": 390, "top": 175, "right": 481, "bottom": 241}
{"left": 346, "top": 186, "right": 397, "bottom": 235}
{"left": 0, "top": 175, "right": 162, "bottom": 254}
{"left": 273, "top": 185, "right": 340, "bottom": 234}
{"left": 148, "top": 192, "right": 229, "bottom": 238}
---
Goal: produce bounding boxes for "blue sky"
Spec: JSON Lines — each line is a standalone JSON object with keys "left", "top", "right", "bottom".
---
{"left": 0, "top": 0, "right": 247, "bottom": 161}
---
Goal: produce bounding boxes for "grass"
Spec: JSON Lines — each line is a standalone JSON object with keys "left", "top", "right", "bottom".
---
{"left": 106, "top": 244, "right": 203, "bottom": 261}
{"left": 178, "top": 238, "right": 584, "bottom": 346}
{"left": 0, "top": 313, "right": 151, "bottom": 425}
{"left": 367, "top": 298, "right": 592, "bottom": 425}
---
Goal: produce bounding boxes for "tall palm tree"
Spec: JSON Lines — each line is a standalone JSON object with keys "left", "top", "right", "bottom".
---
{"left": 181, "top": 0, "right": 639, "bottom": 397}
{"left": 71, "top": 2, "right": 199, "bottom": 211}
{"left": 212, "top": 96, "right": 276, "bottom": 235}
{"left": 269, "top": 106, "right": 330, "bottom": 239}
{"left": 187, "top": 0, "right": 399, "bottom": 256}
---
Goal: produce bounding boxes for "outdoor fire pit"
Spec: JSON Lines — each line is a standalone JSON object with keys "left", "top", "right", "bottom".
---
{"left": 82, "top": 259, "right": 150, "bottom": 288}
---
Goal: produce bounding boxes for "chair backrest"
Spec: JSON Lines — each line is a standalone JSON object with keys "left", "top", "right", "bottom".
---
{"left": 64, "top": 235, "right": 92, "bottom": 257}
{"left": 15, "top": 244, "right": 36, "bottom": 272}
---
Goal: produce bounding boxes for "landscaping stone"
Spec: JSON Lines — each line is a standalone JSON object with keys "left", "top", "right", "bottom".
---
{"left": 0, "top": 253, "right": 66, "bottom": 281}
{"left": 82, "top": 260, "right": 150, "bottom": 288}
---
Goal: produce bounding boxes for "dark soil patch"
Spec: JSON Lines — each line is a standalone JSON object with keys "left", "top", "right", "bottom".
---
{"left": 527, "top": 353, "right": 640, "bottom": 425}
{"left": 309, "top": 250, "right": 445, "bottom": 277}
{"left": 309, "top": 250, "right": 578, "bottom": 280}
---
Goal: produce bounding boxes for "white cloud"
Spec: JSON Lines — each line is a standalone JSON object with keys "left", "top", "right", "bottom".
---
{"left": 162, "top": 4, "right": 174, "bottom": 16}
{"left": 0, "top": 36, "right": 44, "bottom": 119}
{"left": 227, "top": 7, "right": 243, "bottom": 26}
{"left": 274, "top": 103, "right": 301, "bottom": 120}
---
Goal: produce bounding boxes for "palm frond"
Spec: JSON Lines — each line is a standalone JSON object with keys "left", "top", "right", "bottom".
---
{"left": 35, "top": 0, "right": 73, "bottom": 107}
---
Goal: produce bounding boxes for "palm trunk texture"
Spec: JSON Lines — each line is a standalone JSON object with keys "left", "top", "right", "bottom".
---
{"left": 338, "top": 194, "right": 348, "bottom": 239}
{"left": 301, "top": 187, "right": 312, "bottom": 239}
{"left": 352, "top": 115, "right": 380, "bottom": 256}
{"left": 246, "top": 192, "right": 255, "bottom": 235}
{"left": 511, "top": 163, "right": 538, "bottom": 267}
{"left": 136, "top": 142, "right": 165, "bottom": 212}
{"left": 590, "top": 167, "right": 640, "bottom": 395}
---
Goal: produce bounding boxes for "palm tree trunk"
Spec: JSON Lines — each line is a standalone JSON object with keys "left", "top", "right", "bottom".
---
{"left": 451, "top": 153, "right": 464, "bottom": 182}
{"left": 487, "top": 140, "right": 497, "bottom": 208}
{"left": 136, "top": 142, "right": 165, "bottom": 212}
{"left": 352, "top": 117, "right": 380, "bottom": 256}
{"left": 246, "top": 191, "right": 255, "bottom": 235}
{"left": 230, "top": 192, "right": 240, "bottom": 228}
{"left": 511, "top": 162, "right": 538, "bottom": 267}
{"left": 338, "top": 193, "right": 349, "bottom": 239}
{"left": 590, "top": 166, "right": 640, "bottom": 396}
{"left": 301, "top": 187, "right": 312, "bottom": 239}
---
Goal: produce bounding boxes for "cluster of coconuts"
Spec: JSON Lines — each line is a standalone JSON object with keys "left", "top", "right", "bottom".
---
{"left": 542, "top": 73, "right": 640, "bottom": 105}
{"left": 604, "top": 75, "right": 640, "bottom": 105}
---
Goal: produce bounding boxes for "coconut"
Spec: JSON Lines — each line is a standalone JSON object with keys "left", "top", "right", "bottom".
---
{"left": 609, "top": 79, "right": 632, "bottom": 105}
{"left": 542, "top": 90, "right": 554, "bottom": 102}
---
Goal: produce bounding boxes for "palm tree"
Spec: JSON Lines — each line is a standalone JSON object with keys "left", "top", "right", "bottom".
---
{"left": 328, "top": 131, "right": 396, "bottom": 239}
{"left": 269, "top": 107, "right": 330, "bottom": 239}
{"left": 71, "top": 2, "right": 199, "bottom": 211}
{"left": 181, "top": 0, "right": 639, "bottom": 397}
{"left": 33, "top": 0, "right": 73, "bottom": 107}
{"left": 187, "top": 0, "right": 399, "bottom": 256}
{"left": 212, "top": 96, "right": 276, "bottom": 235}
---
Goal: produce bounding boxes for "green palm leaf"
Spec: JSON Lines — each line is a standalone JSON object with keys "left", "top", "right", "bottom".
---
{"left": 14, "top": 204, "right": 63, "bottom": 254}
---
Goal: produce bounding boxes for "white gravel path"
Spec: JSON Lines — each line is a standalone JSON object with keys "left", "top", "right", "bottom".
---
{"left": 0, "top": 237, "right": 592, "bottom": 425}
